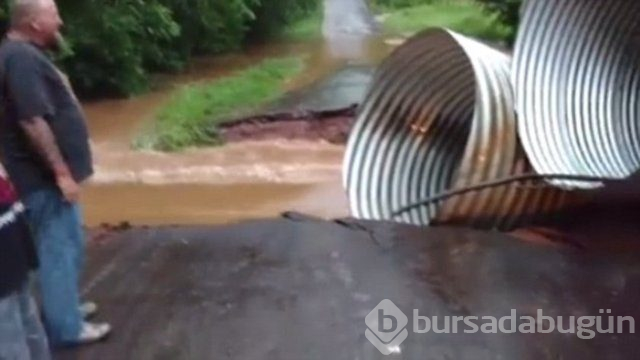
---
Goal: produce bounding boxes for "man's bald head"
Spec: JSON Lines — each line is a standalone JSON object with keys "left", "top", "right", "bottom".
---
{"left": 8, "top": 0, "right": 63, "bottom": 49}
{"left": 10, "top": 0, "right": 54, "bottom": 28}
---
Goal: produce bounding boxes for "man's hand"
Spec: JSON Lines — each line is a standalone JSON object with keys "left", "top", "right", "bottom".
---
{"left": 56, "top": 174, "right": 80, "bottom": 203}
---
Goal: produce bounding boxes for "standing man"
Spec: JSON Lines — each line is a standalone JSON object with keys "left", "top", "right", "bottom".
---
{"left": 0, "top": 0, "right": 110, "bottom": 347}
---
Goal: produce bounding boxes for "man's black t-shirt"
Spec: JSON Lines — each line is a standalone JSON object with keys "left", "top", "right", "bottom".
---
{"left": 0, "top": 39, "right": 93, "bottom": 197}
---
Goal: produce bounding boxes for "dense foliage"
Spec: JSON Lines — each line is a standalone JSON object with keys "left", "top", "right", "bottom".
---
{"left": 0, "top": 0, "right": 318, "bottom": 97}
{"left": 376, "top": 0, "right": 522, "bottom": 44}
{"left": 373, "top": 0, "right": 435, "bottom": 9}
{"left": 135, "top": 56, "right": 304, "bottom": 151}
{"left": 0, "top": 0, "right": 521, "bottom": 97}
{"left": 475, "top": 0, "right": 522, "bottom": 44}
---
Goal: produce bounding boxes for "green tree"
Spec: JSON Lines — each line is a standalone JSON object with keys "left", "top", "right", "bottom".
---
{"left": 475, "top": 0, "right": 522, "bottom": 44}
{"left": 56, "top": 0, "right": 180, "bottom": 97}
{"left": 246, "top": 0, "right": 319, "bottom": 41}
{"left": 1, "top": 0, "right": 320, "bottom": 97}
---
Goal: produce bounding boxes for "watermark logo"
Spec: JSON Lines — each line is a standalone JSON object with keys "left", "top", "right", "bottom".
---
{"left": 365, "top": 300, "right": 409, "bottom": 355}
{"left": 365, "top": 301, "right": 636, "bottom": 356}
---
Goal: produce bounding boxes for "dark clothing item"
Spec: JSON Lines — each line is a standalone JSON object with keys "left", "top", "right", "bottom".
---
{"left": 0, "top": 39, "right": 93, "bottom": 197}
{"left": 0, "top": 176, "right": 37, "bottom": 299}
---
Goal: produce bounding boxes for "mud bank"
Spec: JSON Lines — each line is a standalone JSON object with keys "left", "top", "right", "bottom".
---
{"left": 218, "top": 105, "right": 357, "bottom": 144}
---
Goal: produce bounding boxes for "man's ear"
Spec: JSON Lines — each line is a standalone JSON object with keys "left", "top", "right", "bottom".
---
{"left": 29, "top": 19, "right": 41, "bottom": 32}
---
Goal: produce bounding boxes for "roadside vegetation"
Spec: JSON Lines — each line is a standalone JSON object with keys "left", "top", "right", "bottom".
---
{"left": 138, "top": 0, "right": 521, "bottom": 151}
{"left": 0, "top": 0, "right": 318, "bottom": 97}
{"left": 134, "top": 57, "right": 305, "bottom": 151}
{"left": 0, "top": 0, "right": 518, "bottom": 98}
{"left": 282, "top": 10, "right": 323, "bottom": 41}
{"left": 381, "top": 0, "right": 512, "bottom": 44}
{"left": 282, "top": 0, "right": 520, "bottom": 44}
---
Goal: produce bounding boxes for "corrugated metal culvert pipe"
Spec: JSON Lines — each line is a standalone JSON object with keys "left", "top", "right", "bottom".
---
{"left": 513, "top": 0, "right": 640, "bottom": 189}
{"left": 343, "top": 29, "right": 578, "bottom": 230}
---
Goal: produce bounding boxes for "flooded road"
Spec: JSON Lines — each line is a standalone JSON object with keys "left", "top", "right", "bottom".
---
{"left": 83, "top": 181, "right": 349, "bottom": 226}
{"left": 82, "top": 140, "right": 349, "bottom": 227}
{"left": 80, "top": 0, "right": 395, "bottom": 226}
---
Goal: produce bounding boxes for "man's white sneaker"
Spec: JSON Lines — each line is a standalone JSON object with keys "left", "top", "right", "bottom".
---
{"left": 77, "top": 321, "right": 111, "bottom": 344}
{"left": 79, "top": 302, "right": 98, "bottom": 319}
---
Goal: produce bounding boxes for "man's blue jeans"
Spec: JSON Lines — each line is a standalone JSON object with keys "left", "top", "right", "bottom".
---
{"left": 0, "top": 285, "right": 51, "bottom": 360}
{"left": 23, "top": 188, "right": 84, "bottom": 346}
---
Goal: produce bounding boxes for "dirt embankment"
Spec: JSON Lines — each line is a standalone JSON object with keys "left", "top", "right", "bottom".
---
{"left": 218, "top": 105, "right": 357, "bottom": 144}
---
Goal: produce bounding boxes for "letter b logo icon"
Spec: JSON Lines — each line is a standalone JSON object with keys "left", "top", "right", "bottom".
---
{"left": 379, "top": 309, "right": 397, "bottom": 333}
{"left": 365, "top": 300, "right": 409, "bottom": 355}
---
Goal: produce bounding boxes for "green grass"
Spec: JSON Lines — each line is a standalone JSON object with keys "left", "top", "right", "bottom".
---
{"left": 382, "top": 0, "right": 511, "bottom": 43}
{"left": 134, "top": 56, "right": 305, "bottom": 151}
{"left": 279, "top": 0, "right": 510, "bottom": 43}
{"left": 281, "top": 11, "right": 323, "bottom": 41}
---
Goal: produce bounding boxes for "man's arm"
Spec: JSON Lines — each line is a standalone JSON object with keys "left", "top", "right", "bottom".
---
{"left": 20, "top": 116, "right": 79, "bottom": 202}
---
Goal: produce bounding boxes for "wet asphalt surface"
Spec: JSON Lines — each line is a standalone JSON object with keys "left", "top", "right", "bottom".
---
{"left": 269, "top": 65, "right": 376, "bottom": 114}
{"left": 54, "top": 209, "right": 640, "bottom": 360}
{"left": 323, "top": 0, "right": 379, "bottom": 37}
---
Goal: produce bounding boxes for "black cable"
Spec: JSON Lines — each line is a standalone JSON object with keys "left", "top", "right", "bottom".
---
{"left": 392, "top": 173, "right": 619, "bottom": 217}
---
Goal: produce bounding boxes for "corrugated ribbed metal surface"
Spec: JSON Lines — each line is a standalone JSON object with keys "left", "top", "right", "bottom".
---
{"left": 343, "top": 29, "right": 576, "bottom": 230}
{"left": 343, "top": 29, "right": 474, "bottom": 225}
{"left": 513, "top": 0, "right": 640, "bottom": 188}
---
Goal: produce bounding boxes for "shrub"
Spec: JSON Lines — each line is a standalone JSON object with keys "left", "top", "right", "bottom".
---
{"left": 2, "top": 0, "right": 320, "bottom": 97}
{"left": 475, "top": 0, "right": 522, "bottom": 44}
{"left": 56, "top": 0, "right": 180, "bottom": 97}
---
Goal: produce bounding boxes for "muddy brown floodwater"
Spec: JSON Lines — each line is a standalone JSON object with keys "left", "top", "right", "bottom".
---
{"left": 80, "top": 35, "right": 394, "bottom": 227}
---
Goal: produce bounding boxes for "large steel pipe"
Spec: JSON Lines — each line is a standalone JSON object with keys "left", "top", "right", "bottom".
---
{"left": 343, "top": 29, "right": 574, "bottom": 230}
{"left": 513, "top": 0, "right": 640, "bottom": 188}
